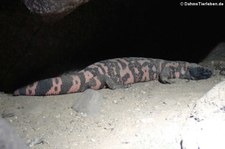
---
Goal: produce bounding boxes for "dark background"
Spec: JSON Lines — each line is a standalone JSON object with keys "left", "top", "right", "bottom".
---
{"left": 0, "top": 0, "right": 225, "bottom": 93}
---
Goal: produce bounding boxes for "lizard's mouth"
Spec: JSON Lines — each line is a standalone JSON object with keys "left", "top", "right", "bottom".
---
{"left": 189, "top": 67, "right": 213, "bottom": 80}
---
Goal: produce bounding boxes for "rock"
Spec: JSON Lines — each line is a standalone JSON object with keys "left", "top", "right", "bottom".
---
{"left": 0, "top": 118, "right": 28, "bottom": 149}
{"left": 71, "top": 89, "right": 103, "bottom": 116}
{"left": 22, "top": 0, "right": 90, "bottom": 21}
{"left": 201, "top": 43, "right": 225, "bottom": 62}
{"left": 181, "top": 81, "right": 225, "bottom": 149}
{"left": 200, "top": 42, "right": 225, "bottom": 75}
{"left": 191, "top": 81, "right": 225, "bottom": 119}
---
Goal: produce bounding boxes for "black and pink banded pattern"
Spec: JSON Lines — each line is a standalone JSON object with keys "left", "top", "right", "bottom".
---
{"left": 14, "top": 57, "right": 213, "bottom": 96}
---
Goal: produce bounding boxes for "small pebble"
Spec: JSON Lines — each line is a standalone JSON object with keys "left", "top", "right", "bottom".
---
{"left": 1, "top": 112, "right": 15, "bottom": 118}
{"left": 141, "top": 91, "right": 146, "bottom": 94}
{"left": 28, "top": 137, "right": 45, "bottom": 147}
{"left": 121, "top": 141, "right": 130, "bottom": 144}
{"left": 113, "top": 100, "right": 118, "bottom": 104}
{"left": 220, "top": 106, "right": 225, "bottom": 111}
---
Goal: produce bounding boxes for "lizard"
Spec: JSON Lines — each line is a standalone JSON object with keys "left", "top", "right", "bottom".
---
{"left": 13, "top": 57, "right": 213, "bottom": 96}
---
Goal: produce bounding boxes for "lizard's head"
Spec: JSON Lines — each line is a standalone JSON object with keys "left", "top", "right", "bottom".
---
{"left": 188, "top": 64, "right": 213, "bottom": 80}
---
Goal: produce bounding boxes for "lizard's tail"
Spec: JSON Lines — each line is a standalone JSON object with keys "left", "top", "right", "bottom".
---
{"left": 13, "top": 75, "right": 82, "bottom": 96}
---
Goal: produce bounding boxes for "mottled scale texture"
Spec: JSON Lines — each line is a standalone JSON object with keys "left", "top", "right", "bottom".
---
{"left": 14, "top": 57, "right": 213, "bottom": 96}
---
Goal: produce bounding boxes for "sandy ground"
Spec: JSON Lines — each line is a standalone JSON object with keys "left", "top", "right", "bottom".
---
{"left": 0, "top": 71, "right": 224, "bottom": 149}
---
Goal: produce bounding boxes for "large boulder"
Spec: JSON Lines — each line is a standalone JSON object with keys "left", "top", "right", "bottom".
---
{"left": 200, "top": 42, "right": 225, "bottom": 75}
{"left": 181, "top": 81, "right": 225, "bottom": 149}
{"left": 0, "top": 118, "right": 28, "bottom": 149}
{"left": 23, "top": 0, "right": 90, "bottom": 21}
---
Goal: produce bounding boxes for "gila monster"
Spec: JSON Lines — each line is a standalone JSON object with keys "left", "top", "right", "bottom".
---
{"left": 14, "top": 57, "right": 213, "bottom": 96}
